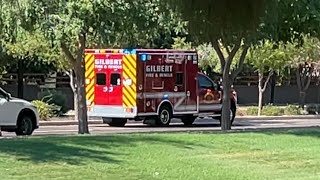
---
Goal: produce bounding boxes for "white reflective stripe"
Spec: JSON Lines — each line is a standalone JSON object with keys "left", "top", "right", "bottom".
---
{"left": 141, "top": 53, "right": 197, "bottom": 56}
{"left": 137, "top": 113, "right": 158, "bottom": 116}
{"left": 137, "top": 92, "right": 186, "bottom": 99}
{"left": 185, "top": 105, "right": 197, "bottom": 111}
{"left": 199, "top": 104, "right": 222, "bottom": 111}
{"left": 173, "top": 111, "right": 198, "bottom": 115}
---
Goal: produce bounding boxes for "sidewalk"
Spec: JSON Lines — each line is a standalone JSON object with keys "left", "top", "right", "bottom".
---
{"left": 40, "top": 115, "right": 320, "bottom": 126}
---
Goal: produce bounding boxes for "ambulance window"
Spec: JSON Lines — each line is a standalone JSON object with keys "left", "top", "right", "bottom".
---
{"left": 176, "top": 73, "right": 183, "bottom": 85}
{"left": 198, "top": 75, "right": 213, "bottom": 89}
{"left": 96, "top": 73, "right": 107, "bottom": 86}
{"left": 111, "top": 73, "right": 121, "bottom": 86}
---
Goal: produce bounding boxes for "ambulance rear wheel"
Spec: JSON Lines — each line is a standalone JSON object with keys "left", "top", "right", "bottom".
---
{"left": 108, "top": 118, "right": 127, "bottom": 127}
{"left": 156, "top": 106, "right": 172, "bottom": 126}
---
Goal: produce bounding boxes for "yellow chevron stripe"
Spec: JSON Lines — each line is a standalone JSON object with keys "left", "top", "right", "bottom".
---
{"left": 123, "top": 66, "right": 136, "bottom": 84}
{"left": 85, "top": 63, "right": 95, "bottom": 77}
{"left": 123, "top": 71, "right": 129, "bottom": 79}
{"left": 88, "top": 71, "right": 95, "bottom": 80}
{"left": 86, "top": 87, "right": 95, "bottom": 100}
{"left": 123, "top": 64, "right": 135, "bottom": 78}
{"left": 85, "top": 54, "right": 95, "bottom": 106}
{"left": 85, "top": 54, "right": 93, "bottom": 63}
{"left": 122, "top": 95, "right": 131, "bottom": 107}
{"left": 124, "top": 86, "right": 136, "bottom": 100}
{"left": 85, "top": 62, "right": 94, "bottom": 73}
{"left": 124, "top": 56, "right": 136, "bottom": 76}
{"left": 123, "top": 93, "right": 135, "bottom": 107}
{"left": 122, "top": 71, "right": 137, "bottom": 84}
{"left": 131, "top": 83, "right": 137, "bottom": 92}
{"left": 122, "top": 54, "right": 137, "bottom": 108}
{"left": 123, "top": 88, "right": 136, "bottom": 105}
{"left": 86, "top": 79, "right": 95, "bottom": 91}
{"left": 85, "top": 54, "right": 95, "bottom": 108}
{"left": 127, "top": 55, "right": 137, "bottom": 69}
{"left": 123, "top": 60, "right": 136, "bottom": 76}
{"left": 85, "top": 55, "right": 95, "bottom": 68}
{"left": 89, "top": 95, "right": 95, "bottom": 103}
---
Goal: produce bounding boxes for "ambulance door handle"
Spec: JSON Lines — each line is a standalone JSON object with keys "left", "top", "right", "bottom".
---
{"left": 103, "top": 87, "right": 108, "bottom": 92}
{"left": 109, "top": 86, "right": 114, "bottom": 92}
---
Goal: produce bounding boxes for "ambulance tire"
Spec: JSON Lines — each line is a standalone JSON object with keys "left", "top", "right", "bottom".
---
{"left": 156, "top": 106, "right": 172, "bottom": 127}
{"left": 182, "top": 115, "right": 196, "bottom": 126}
{"left": 107, "top": 118, "right": 127, "bottom": 127}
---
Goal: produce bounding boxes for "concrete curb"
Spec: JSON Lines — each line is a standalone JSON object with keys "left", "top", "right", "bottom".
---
{"left": 40, "top": 120, "right": 102, "bottom": 126}
{"left": 39, "top": 115, "right": 320, "bottom": 126}
{"left": 236, "top": 115, "right": 320, "bottom": 120}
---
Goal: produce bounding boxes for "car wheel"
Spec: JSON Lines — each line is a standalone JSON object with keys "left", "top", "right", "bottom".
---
{"left": 15, "top": 115, "right": 34, "bottom": 136}
{"left": 182, "top": 115, "right": 196, "bottom": 126}
{"left": 107, "top": 118, "right": 127, "bottom": 127}
{"left": 156, "top": 106, "right": 172, "bottom": 126}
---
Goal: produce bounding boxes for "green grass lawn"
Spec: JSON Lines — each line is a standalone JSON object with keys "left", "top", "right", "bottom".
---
{"left": 0, "top": 128, "right": 320, "bottom": 180}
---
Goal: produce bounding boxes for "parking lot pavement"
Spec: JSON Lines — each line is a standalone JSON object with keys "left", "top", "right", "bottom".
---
{"left": 1, "top": 118, "right": 319, "bottom": 138}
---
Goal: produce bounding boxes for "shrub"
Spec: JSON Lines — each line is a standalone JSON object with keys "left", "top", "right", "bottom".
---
{"left": 245, "top": 105, "right": 303, "bottom": 116}
{"left": 246, "top": 107, "right": 259, "bottom": 116}
{"left": 39, "top": 90, "right": 68, "bottom": 116}
{"left": 262, "top": 105, "right": 284, "bottom": 116}
{"left": 32, "top": 100, "right": 61, "bottom": 121}
{"left": 284, "top": 105, "right": 301, "bottom": 115}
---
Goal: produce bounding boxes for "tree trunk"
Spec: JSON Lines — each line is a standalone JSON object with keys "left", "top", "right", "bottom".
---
{"left": 67, "top": 70, "right": 79, "bottom": 123}
{"left": 258, "top": 89, "right": 263, "bottom": 116}
{"left": 74, "top": 60, "right": 89, "bottom": 134}
{"left": 296, "top": 67, "right": 312, "bottom": 108}
{"left": 299, "top": 91, "right": 306, "bottom": 107}
{"left": 73, "top": 92, "right": 79, "bottom": 121}
{"left": 17, "top": 59, "right": 24, "bottom": 98}
{"left": 270, "top": 73, "right": 276, "bottom": 104}
{"left": 61, "top": 32, "right": 89, "bottom": 134}
{"left": 257, "top": 71, "right": 273, "bottom": 116}
{"left": 258, "top": 72, "right": 263, "bottom": 116}
{"left": 211, "top": 38, "right": 249, "bottom": 131}
{"left": 221, "top": 74, "right": 231, "bottom": 131}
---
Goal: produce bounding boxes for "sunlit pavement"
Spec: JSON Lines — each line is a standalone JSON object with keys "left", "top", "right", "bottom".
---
{"left": 1, "top": 118, "right": 319, "bottom": 138}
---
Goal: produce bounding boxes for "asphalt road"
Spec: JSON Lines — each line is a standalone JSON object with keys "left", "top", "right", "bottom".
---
{"left": 1, "top": 118, "right": 319, "bottom": 137}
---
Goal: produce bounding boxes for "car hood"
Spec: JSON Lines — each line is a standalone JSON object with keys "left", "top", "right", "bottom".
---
{"left": 10, "top": 97, "right": 33, "bottom": 106}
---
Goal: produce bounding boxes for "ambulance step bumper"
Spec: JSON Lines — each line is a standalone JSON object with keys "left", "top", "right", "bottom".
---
{"left": 87, "top": 105, "right": 137, "bottom": 119}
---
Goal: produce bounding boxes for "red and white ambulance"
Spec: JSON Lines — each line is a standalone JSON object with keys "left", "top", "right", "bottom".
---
{"left": 84, "top": 49, "right": 237, "bottom": 127}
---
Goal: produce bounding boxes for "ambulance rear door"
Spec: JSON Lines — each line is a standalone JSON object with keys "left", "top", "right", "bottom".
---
{"left": 94, "top": 53, "right": 123, "bottom": 106}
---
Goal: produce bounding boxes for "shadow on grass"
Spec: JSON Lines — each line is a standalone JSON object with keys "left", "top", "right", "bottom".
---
{"left": 262, "top": 127, "right": 320, "bottom": 138}
{"left": 0, "top": 134, "right": 206, "bottom": 165}
{"left": 225, "top": 126, "right": 320, "bottom": 139}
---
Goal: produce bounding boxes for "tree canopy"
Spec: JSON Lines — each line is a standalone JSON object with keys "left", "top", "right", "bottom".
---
{"left": 13, "top": 0, "right": 184, "bottom": 134}
{"left": 166, "top": 0, "right": 271, "bottom": 130}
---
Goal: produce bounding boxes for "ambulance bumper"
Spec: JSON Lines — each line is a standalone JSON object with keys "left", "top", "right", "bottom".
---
{"left": 87, "top": 105, "right": 137, "bottom": 119}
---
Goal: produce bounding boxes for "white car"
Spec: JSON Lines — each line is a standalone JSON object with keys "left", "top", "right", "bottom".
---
{"left": 0, "top": 88, "right": 39, "bottom": 136}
